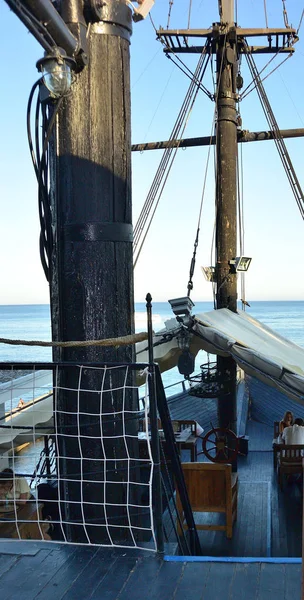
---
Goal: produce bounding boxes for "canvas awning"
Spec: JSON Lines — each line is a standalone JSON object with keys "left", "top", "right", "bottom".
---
{"left": 193, "top": 309, "right": 304, "bottom": 404}
{"left": 136, "top": 308, "right": 304, "bottom": 404}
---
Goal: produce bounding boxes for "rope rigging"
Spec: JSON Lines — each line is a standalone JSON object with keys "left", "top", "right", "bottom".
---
{"left": 133, "top": 42, "right": 211, "bottom": 267}
{"left": 243, "top": 41, "right": 304, "bottom": 220}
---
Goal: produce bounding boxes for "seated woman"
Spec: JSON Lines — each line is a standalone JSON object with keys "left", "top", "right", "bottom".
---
{"left": 0, "top": 468, "right": 30, "bottom": 509}
{"left": 279, "top": 411, "right": 294, "bottom": 434}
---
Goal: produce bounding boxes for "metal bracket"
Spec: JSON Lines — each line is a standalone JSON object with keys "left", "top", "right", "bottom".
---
{"left": 85, "top": 0, "right": 132, "bottom": 40}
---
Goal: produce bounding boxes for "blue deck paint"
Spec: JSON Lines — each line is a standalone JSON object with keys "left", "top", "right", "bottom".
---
{"left": 164, "top": 555, "right": 302, "bottom": 563}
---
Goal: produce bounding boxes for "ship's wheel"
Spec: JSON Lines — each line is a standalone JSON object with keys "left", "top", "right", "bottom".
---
{"left": 202, "top": 427, "right": 239, "bottom": 463}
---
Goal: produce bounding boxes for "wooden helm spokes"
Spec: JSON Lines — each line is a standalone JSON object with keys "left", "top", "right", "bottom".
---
{"left": 202, "top": 427, "right": 239, "bottom": 463}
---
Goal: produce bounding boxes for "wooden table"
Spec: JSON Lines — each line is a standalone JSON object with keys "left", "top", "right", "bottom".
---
{"left": 0, "top": 501, "right": 50, "bottom": 540}
{"left": 138, "top": 428, "right": 196, "bottom": 461}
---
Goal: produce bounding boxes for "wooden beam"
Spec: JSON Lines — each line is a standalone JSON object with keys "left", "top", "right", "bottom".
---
{"left": 132, "top": 128, "right": 304, "bottom": 152}
{"left": 157, "top": 27, "right": 297, "bottom": 38}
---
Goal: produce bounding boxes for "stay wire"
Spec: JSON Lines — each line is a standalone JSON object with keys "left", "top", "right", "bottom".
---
{"left": 187, "top": 112, "right": 215, "bottom": 298}
{"left": 133, "top": 45, "right": 210, "bottom": 264}
{"left": 149, "top": 12, "right": 213, "bottom": 101}
{"left": 263, "top": 0, "right": 269, "bottom": 29}
{"left": 297, "top": 9, "right": 304, "bottom": 34}
{"left": 167, "top": 0, "right": 174, "bottom": 29}
{"left": 187, "top": 0, "right": 192, "bottom": 29}
{"left": 244, "top": 43, "right": 304, "bottom": 220}
{"left": 240, "top": 52, "right": 292, "bottom": 101}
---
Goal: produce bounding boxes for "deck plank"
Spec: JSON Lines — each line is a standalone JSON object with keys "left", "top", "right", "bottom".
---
{"left": 0, "top": 553, "right": 19, "bottom": 578}
{"left": 173, "top": 562, "right": 210, "bottom": 600}
{"left": 144, "top": 561, "right": 185, "bottom": 600}
{"left": 89, "top": 556, "right": 139, "bottom": 600}
{"left": 228, "top": 563, "right": 260, "bottom": 600}
{"left": 0, "top": 549, "right": 53, "bottom": 600}
{"left": 258, "top": 563, "right": 286, "bottom": 600}
{"left": 33, "top": 545, "right": 98, "bottom": 600}
{"left": 201, "top": 563, "right": 236, "bottom": 600}
{"left": 116, "top": 556, "right": 163, "bottom": 600}
{"left": 62, "top": 552, "right": 119, "bottom": 600}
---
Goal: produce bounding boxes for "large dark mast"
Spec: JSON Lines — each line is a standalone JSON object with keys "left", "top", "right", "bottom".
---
{"left": 215, "top": 0, "right": 238, "bottom": 431}
{"left": 155, "top": 0, "right": 297, "bottom": 435}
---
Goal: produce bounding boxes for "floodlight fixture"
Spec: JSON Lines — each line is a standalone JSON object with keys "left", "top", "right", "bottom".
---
{"left": 131, "top": 0, "right": 155, "bottom": 21}
{"left": 201, "top": 266, "right": 216, "bottom": 282}
{"left": 229, "top": 256, "right": 252, "bottom": 272}
{"left": 36, "top": 49, "right": 76, "bottom": 98}
{"left": 168, "top": 296, "right": 194, "bottom": 318}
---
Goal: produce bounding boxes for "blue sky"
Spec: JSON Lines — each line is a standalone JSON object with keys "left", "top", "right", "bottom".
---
{"left": 0, "top": 1, "right": 304, "bottom": 304}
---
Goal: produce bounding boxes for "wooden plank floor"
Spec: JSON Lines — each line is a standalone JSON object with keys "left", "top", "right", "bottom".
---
{"left": 165, "top": 419, "right": 302, "bottom": 558}
{"left": 0, "top": 542, "right": 301, "bottom": 599}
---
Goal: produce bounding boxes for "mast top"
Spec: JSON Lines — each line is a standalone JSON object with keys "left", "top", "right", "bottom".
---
{"left": 219, "top": 0, "right": 234, "bottom": 25}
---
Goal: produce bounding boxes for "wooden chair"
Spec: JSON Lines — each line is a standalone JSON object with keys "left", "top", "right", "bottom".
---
{"left": 172, "top": 420, "right": 199, "bottom": 462}
{"left": 277, "top": 444, "right": 304, "bottom": 488}
{"left": 176, "top": 462, "right": 238, "bottom": 539}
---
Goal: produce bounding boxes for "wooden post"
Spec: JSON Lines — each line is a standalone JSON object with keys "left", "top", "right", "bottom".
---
{"left": 50, "top": 1, "right": 137, "bottom": 542}
{"left": 215, "top": 0, "right": 237, "bottom": 433}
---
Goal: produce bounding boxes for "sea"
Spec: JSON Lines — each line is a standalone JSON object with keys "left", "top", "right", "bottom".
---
{"left": 0, "top": 300, "right": 304, "bottom": 385}
{"left": 0, "top": 301, "right": 303, "bottom": 477}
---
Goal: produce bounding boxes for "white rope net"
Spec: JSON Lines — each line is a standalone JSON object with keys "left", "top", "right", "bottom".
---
{"left": 0, "top": 364, "right": 157, "bottom": 551}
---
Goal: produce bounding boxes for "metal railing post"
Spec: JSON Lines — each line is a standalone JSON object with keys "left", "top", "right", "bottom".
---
{"left": 146, "top": 293, "right": 164, "bottom": 554}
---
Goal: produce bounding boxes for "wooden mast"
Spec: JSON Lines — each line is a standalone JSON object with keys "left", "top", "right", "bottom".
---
{"left": 215, "top": 0, "right": 238, "bottom": 431}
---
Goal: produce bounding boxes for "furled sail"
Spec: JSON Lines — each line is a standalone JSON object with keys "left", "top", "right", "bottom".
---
{"left": 136, "top": 308, "right": 304, "bottom": 405}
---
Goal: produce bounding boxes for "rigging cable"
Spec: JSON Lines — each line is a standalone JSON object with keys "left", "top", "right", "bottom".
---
{"left": 263, "top": 0, "right": 269, "bottom": 29}
{"left": 167, "top": 0, "right": 174, "bottom": 29}
{"left": 149, "top": 13, "right": 214, "bottom": 101}
{"left": 297, "top": 9, "right": 304, "bottom": 34}
{"left": 239, "top": 50, "right": 291, "bottom": 101}
{"left": 236, "top": 115, "right": 246, "bottom": 309}
{"left": 133, "top": 43, "right": 211, "bottom": 266}
{"left": 240, "top": 53, "right": 292, "bottom": 101}
{"left": 27, "top": 80, "right": 64, "bottom": 281}
{"left": 244, "top": 41, "right": 304, "bottom": 220}
{"left": 186, "top": 117, "right": 215, "bottom": 298}
{"left": 282, "top": 0, "right": 290, "bottom": 28}
{"left": 187, "top": 0, "right": 192, "bottom": 29}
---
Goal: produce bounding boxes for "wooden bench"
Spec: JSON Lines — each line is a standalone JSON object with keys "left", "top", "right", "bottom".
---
{"left": 0, "top": 501, "right": 50, "bottom": 540}
{"left": 176, "top": 462, "right": 238, "bottom": 539}
{"left": 277, "top": 444, "right": 304, "bottom": 488}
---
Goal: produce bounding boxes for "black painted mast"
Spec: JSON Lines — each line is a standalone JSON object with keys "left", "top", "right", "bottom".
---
{"left": 154, "top": 0, "right": 298, "bottom": 435}
{"left": 215, "top": 0, "right": 238, "bottom": 431}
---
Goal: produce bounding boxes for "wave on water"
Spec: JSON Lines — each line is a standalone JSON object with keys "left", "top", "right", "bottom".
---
{"left": 135, "top": 312, "right": 163, "bottom": 330}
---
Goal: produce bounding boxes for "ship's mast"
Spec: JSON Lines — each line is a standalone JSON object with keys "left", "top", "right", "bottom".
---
{"left": 155, "top": 0, "right": 297, "bottom": 436}
{"left": 215, "top": 0, "right": 237, "bottom": 431}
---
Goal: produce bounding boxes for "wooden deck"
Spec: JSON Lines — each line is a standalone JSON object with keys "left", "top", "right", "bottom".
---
{"left": 165, "top": 419, "right": 303, "bottom": 558}
{"left": 0, "top": 417, "right": 302, "bottom": 598}
{"left": 0, "top": 541, "right": 301, "bottom": 599}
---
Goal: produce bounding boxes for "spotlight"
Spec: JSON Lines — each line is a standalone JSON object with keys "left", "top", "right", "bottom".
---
{"left": 229, "top": 256, "right": 252, "bottom": 272}
{"left": 201, "top": 266, "right": 216, "bottom": 282}
{"left": 36, "top": 49, "right": 76, "bottom": 98}
{"left": 168, "top": 296, "right": 194, "bottom": 318}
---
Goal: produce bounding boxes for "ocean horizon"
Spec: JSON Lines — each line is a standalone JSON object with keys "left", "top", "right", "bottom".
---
{"left": 0, "top": 299, "right": 303, "bottom": 371}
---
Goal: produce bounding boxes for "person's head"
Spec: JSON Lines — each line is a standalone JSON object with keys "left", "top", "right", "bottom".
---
{"left": 283, "top": 411, "right": 293, "bottom": 425}
{"left": 0, "top": 468, "right": 14, "bottom": 494}
{"left": 294, "top": 417, "right": 304, "bottom": 427}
